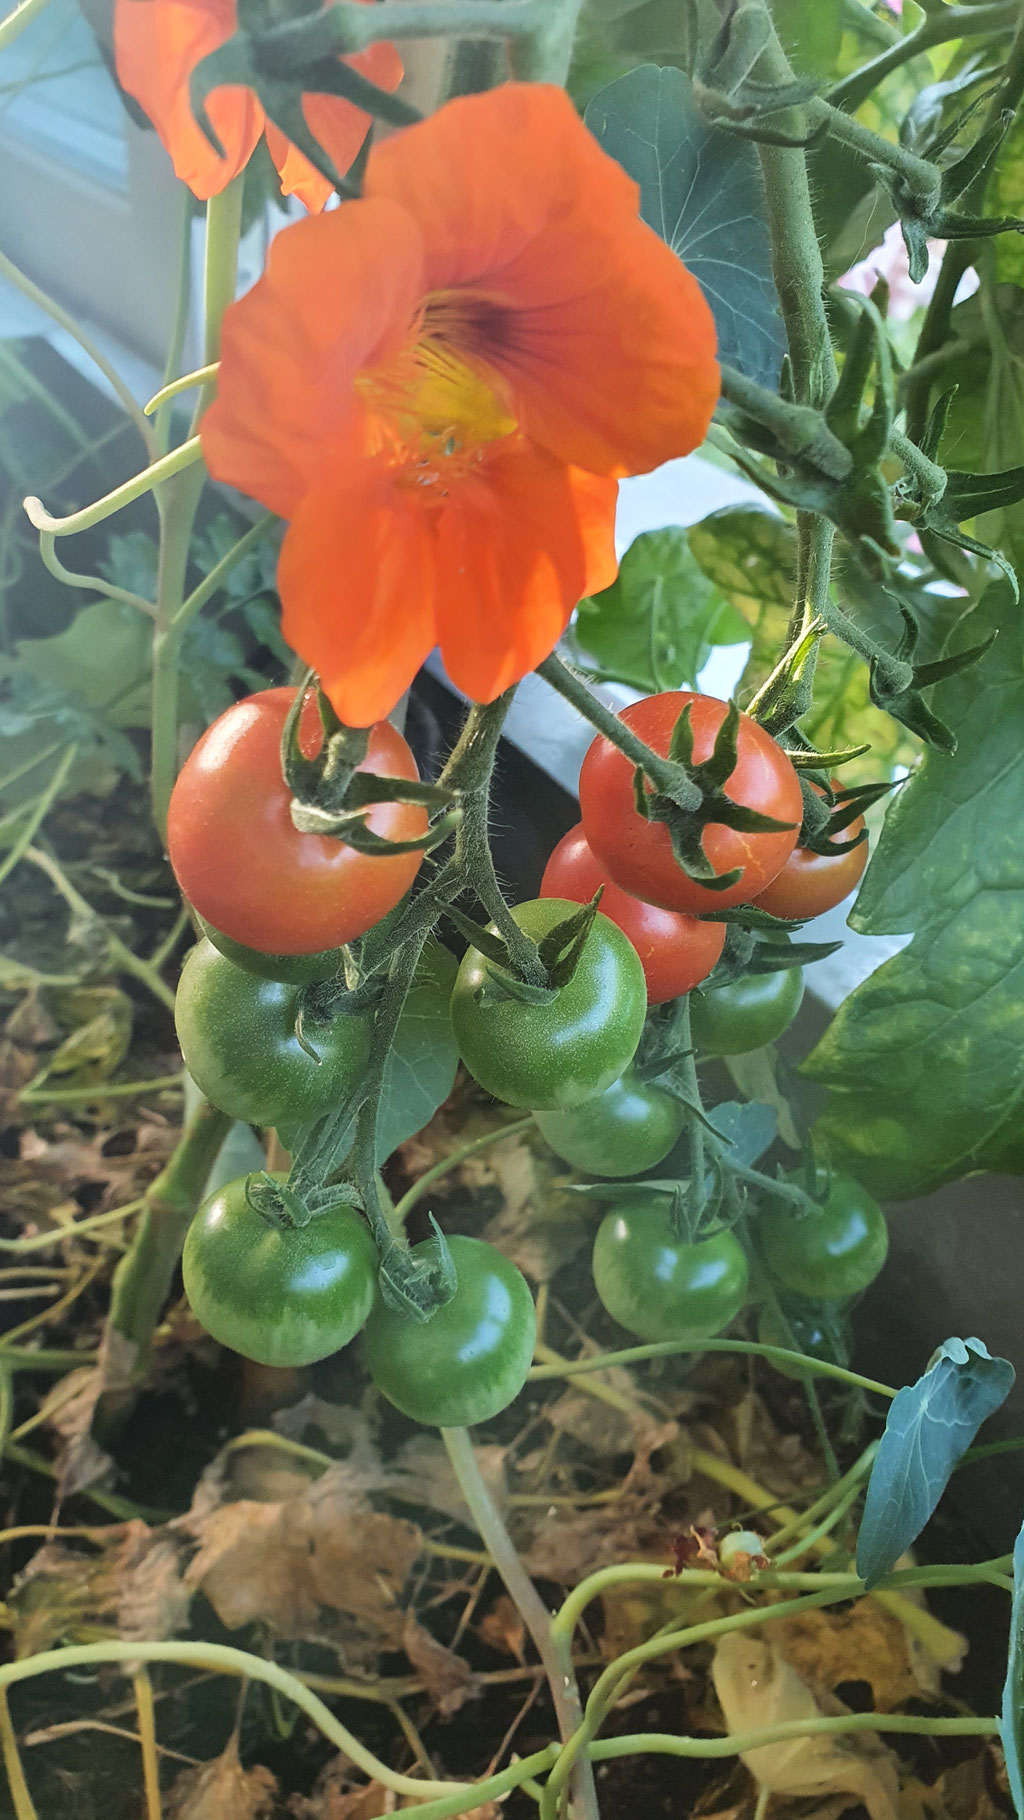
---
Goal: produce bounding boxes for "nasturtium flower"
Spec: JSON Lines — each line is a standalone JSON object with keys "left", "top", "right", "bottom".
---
{"left": 201, "top": 83, "right": 721, "bottom": 725}
{"left": 114, "top": 0, "right": 401, "bottom": 208}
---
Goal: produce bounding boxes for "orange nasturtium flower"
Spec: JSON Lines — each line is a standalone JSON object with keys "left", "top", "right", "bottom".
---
{"left": 201, "top": 83, "right": 721, "bottom": 726}
{"left": 114, "top": 0, "right": 401, "bottom": 208}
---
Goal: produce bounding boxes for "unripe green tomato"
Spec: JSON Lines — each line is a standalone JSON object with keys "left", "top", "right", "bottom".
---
{"left": 183, "top": 1174, "right": 378, "bottom": 1367}
{"left": 197, "top": 913, "right": 344, "bottom": 985}
{"left": 363, "top": 1234, "right": 536, "bottom": 1427}
{"left": 450, "top": 898, "right": 647, "bottom": 1110}
{"left": 175, "top": 939, "right": 372, "bottom": 1128}
{"left": 534, "top": 1069, "right": 684, "bottom": 1177}
{"left": 689, "top": 962, "right": 804, "bottom": 1056}
{"left": 592, "top": 1203, "right": 749, "bottom": 1342}
{"left": 758, "top": 1174, "right": 888, "bottom": 1300}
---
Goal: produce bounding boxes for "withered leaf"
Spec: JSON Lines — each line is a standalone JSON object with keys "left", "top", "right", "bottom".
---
{"left": 166, "top": 1745, "right": 278, "bottom": 1820}
{"left": 402, "top": 1612, "right": 478, "bottom": 1716}
{"left": 712, "top": 1634, "right": 901, "bottom": 1820}
{"left": 184, "top": 1464, "right": 421, "bottom": 1644}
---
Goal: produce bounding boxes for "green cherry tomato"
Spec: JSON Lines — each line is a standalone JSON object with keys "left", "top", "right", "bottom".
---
{"left": 363, "top": 1234, "right": 536, "bottom": 1427}
{"left": 175, "top": 938, "right": 372, "bottom": 1128}
{"left": 689, "top": 961, "right": 804, "bottom": 1056}
{"left": 758, "top": 1175, "right": 888, "bottom": 1300}
{"left": 592, "top": 1203, "right": 749, "bottom": 1342}
{"left": 183, "top": 1175, "right": 378, "bottom": 1367}
{"left": 197, "top": 913, "right": 344, "bottom": 986}
{"left": 534, "top": 1069, "right": 685, "bottom": 1177}
{"left": 450, "top": 898, "right": 647, "bottom": 1111}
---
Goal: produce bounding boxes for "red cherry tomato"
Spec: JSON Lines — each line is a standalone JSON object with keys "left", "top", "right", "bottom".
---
{"left": 578, "top": 692, "right": 802, "bottom": 913}
{"left": 540, "top": 824, "right": 725, "bottom": 1003}
{"left": 752, "top": 783, "right": 868, "bottom": 920}
{"left": 168, "top": 687, "right": 426, "bottom": 955}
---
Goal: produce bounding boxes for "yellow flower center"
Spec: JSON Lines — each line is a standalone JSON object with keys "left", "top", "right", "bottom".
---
{"left": 358, "top": 294, "right": 517, "bottom": 490}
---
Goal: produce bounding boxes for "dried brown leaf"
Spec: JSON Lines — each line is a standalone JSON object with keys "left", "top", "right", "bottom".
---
{"left": 184, "top": 1464, "right": 421, "bottom": 1648}
{"left": 166, "top": 1746, "right": 278, "bottom": 1820}
{"left": 478, "top": 1593, "right": 526, "bottom": 1662}
{"left": 772, "top": 1599, "right": 955, "bottom": 1712}
{"left": 402, "top": 1612, "right": 478, "bottom": 1716}
{"left": 8, "top": 1521, "right": 190, "bottom": 1656}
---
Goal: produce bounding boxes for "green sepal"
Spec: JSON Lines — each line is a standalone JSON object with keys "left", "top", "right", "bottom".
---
{"left": 537, "top": 892, "right": 602, "bottom": 989}
{"left": 189, "top": 38, "right": 257, "bottom": 159}
{"left": 784, "top": 742, "right": 871, "bottom": 770}
{"left": 244, "top": 1170, "right": 313, "bottom": 1230}
{"left": 377, "top": 1220, "right": 457, "bottom": 1322}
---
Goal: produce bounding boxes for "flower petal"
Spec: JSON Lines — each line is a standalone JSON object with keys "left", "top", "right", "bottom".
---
{"left": 366, "top": 82, "right": 719, "bottom": 477}
{"left": 201, "top": 199, "right": 424, "bottom": 517}
{"left": 434, "top": 441, "right": 618, "bottom": 702}
{"left": 277, "top": 465, "right": 437, "bottom": 727}
{"left": 114, "top": 0, "right": 262, "bottom": 198}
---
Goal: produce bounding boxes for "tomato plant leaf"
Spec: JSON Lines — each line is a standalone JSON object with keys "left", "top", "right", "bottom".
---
{"left": 708, "top": 1099, "right": 777, "bottom": 1167}
{"left": 569, "top": 529, "right": 746, "bottom": 693}
{"left": 585, "top": 64, "right": 786, "bottom": 389}
{"left": 1002, "top": 1513, "right": 1024, "bottom": 1820}
{"left": 856, "top": 1338, "right": 1015, "bottom": 1589}
{"left": 375, "top": 939, "right": 459, "bottom": 1164}
{"left": 804, "top": 581, "right": 1024, "bottom": 1194}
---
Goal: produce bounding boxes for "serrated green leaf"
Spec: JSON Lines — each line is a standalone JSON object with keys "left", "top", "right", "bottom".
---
{"left": 856, "top": 1337, "right": 1014, "bottom": 1587}
{"left": 804, "top": 580, "right": 1024, "bottom": 1194}
{"left": 571, "top": 528, "right": 746, "bottom": 692}
{"left": 585, "top": 64, "right": 785, "bottom": 388}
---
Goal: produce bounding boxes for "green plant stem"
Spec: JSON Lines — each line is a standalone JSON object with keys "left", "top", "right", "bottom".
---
{"left": 291, "top": 0, "right": 551, "bottom": 47}
{"left": 151, "top": 183, "right": 243, "bottom": 834}
{"left": 103, "top": 1097, "right": 231, "bottom": 1367}
{"left": 509, "top": 0, "right": 584, "bottom": 82}
{"left": 718, "top": 365, "right": 851, "bottom": 478}
{"left": 0, "top": 746, "right": 77, "bottom": 890}
{"left": 536, "top": 653, "right": 702, "bottom": 807}
{"left": 764, "top": 1444, "right": 877, "bottom": 1552}
{"left": 36, "top": 530, "right": 155, "bottom": 616}
{"left": 452, "top": 693, "right": 549, "bottom": 988}
{"left": 528, "top": 1336, "right": 897, "bottom": 1399}
{"left": 905, "top": 5, "right": 1024, "bottom": 444}
{"left": 24, "top": 846, "right": 177, "bottom": 1011}
{"left": 23, "top": 437, "right": 202, "bottom": 539}
{"left": 149, "top": 363, "right": 220, "bottom": 420}
{"left": 675, "top": 995, "right": 706, "bottom": 1210}
{"left": 0, "top": 1201, "right": 145, "bottom": 1255}
{"left": 19, "top": 1072, "right": 185, "bottom": 1105}
{"left": 442, "top": 1427, "right": 600, "bottom": 1820}
{"left": 813, "top": 99, "right": 940, "bottom": 205}
{"left": 589, "top": 1714, "right": 999, "bottom": 1766}
{"left": 830, "top": 2, "right": 1018, "bottom": 111}
{"left": 0, "top": 247, "right": 156, "bottom": 456}
{"left": 0, "top": 1347, "right": 100, "bottom": 1369}
{"left": 391, "top": 1116, "right": 535, "bottom": 1228}
{"left": 751, "top": 20, "right": 837, "bottom": 410}
{"left": 154, "top": 191, "right": 195, "bottom": 455}
{"left": 540, "top": 1587, "right": 849, "bottom": 1818}
{"left": 0, "top": 1640, "right": 473, "bottom": 1802}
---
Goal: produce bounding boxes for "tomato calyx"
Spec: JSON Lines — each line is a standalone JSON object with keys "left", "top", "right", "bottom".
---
{"left": 447, "top": 893, "right": 603, "bottom": 1004}
{"left": 798, "top": 777, "right": 892, "bottom": 855}
{"left": 244, "top": 1170, "right": 316, "bottom": 1230}
{"left": 629, "top": 698, "right": 800, "bottom": 894}
{"left": 281, "top": 679, "right": 459, "bottom": 855}
{"left": 377, "top": 1216, "right": 458, "bottom": 1322}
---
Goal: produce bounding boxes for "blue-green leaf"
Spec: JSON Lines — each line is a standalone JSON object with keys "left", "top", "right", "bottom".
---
{"left": 856, "top": 1337, "right": 1015, "bottom": 1588}
{"left": 1002, "top": 1515, "right": 1024, "bottom": 1817}
{"left": 585, "top": 64, "right": 785, "bottom": 389}
{"left": 709, "top": 1100, "right": 777, "bottom": 1168}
